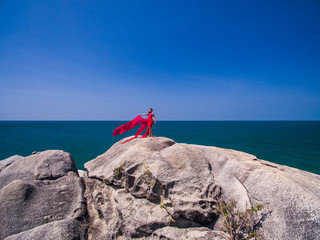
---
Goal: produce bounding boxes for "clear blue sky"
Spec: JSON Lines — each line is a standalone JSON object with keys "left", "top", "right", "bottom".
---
{"left": 1, "top": 0, "right": 319, "bottom": 120}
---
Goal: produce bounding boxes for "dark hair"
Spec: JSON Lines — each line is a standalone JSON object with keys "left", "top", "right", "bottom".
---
{"left": 149, "top": 108, "right": 153, "bottom": 112}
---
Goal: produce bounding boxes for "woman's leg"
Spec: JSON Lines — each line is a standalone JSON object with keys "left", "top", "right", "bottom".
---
{"left": 149, "top": 128, "right": 153, "bottom": 137}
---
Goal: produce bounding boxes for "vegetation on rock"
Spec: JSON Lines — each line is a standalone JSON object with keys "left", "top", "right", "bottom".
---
{"left": 216, "top": 200, "right": 264, "bottom": 240}
{"left": 113, "top": 164, "right": 124, "bottom": 176}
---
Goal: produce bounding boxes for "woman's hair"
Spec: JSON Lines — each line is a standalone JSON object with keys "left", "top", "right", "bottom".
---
{"left": 149, "top": 108, "right": 153, "bottom": 112}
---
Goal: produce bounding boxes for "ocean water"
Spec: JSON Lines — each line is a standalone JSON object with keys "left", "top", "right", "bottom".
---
{"left": 0, "top": 121, "right": 319, "bottom": 175}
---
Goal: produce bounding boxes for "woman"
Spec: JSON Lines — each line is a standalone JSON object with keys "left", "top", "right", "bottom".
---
{"left": 139, "top": 108, "right": 156, "bottom": 137}
{"left": 113, "top": 108, "right": 157, "bottom": 143}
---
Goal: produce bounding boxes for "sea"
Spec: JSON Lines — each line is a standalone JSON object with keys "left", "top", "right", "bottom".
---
{"left": 0, "top": 121, "right": 319, "bottom": 175}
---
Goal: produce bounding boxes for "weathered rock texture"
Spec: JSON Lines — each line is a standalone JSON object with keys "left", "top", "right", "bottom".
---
{"left": 1, "top": 137, "right": 320, "bottom": 240}
{"left": 0, "top": 150, "right": 87, "bottom": 240}
{"left": 84, "top": 136, "right": 320, "bottom": 240}
{"left": 151, "top": 227, "right": 227, "bottom": 240}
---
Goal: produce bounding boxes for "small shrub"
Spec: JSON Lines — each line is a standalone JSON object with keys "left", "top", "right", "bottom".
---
{"left": 145, "top": 166, "right": 152, "bottom": 175}
{"left": 114, "top": 164, "right": 124, "bottom": 176}
{"left": 216, "top": 200, "right": 264, "bottom": 240}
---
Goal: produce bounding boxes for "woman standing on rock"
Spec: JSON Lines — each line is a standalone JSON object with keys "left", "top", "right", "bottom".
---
{"left": 113, "top": 108, "right": 156, "bottom": 143}
{"left": 139, "top": 108, "right": 156, "bottom": 137}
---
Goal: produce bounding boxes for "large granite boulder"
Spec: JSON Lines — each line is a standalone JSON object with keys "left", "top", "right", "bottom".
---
{"left": 0, "top": 150, "right": 87, "bottom": 240}
{"left": 84, "top": 136, "right": 320, "bottom": 240}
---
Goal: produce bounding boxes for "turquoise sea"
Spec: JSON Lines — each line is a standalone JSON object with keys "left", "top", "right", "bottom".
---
{"left": 0, "top": 121, "right": 319, "bottom": 175}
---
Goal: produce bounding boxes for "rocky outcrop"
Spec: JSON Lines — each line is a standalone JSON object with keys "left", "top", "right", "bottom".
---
{"left": 0, "top": 150, "right": 87, "bottom": 240}
{"left": 84, "top": 136, "right": 320, "bottom": 240}
{"left": 1, "top": 137, "right": 320, "bottom": 240}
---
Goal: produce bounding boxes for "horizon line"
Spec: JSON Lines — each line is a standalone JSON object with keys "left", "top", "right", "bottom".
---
{"left": 0, "top": 120, "right": 319, "bottom": 122}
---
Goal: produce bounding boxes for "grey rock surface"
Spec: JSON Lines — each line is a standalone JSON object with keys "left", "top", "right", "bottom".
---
{"left": 151, "top": 227, "right": 228, "bottom": 240}
{"left": 84, "top": 136, "right": 320, "bottom": 240}
{"left": 0, "top": 151, "right": 87, "bottom": 240}
{"left": 4, "top": 219, "right": 86, "bottom": 240}
{"left": 202, "top": 145, "right": 320, "bottom": 239}
{"left": 0, "top": 155, "right": 23, "bottom": 173}
{"left": 84, "top": 173, "right": 174, "bottom": 239}
{"left": 84, "top": 137, "right": 223, "bottom": 239}
{"left": 78, "top": 170, "right": 86, "bottom": 179}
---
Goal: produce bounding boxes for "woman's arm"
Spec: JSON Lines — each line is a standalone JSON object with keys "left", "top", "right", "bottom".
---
{"left": 139, "top": 113, "right": 148, "bottom": 116}
{"left": 153, "top": 114, "right": 156, "bottom": 124}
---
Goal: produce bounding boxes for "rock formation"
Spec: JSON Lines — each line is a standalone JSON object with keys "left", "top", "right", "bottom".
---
{"left": 84, "top": 137, "right": 320, "bottom": 240}
{"left": 0, "top": 151, "right": 87, "bottom": 240}
{"left": 1, "top": 136, "right": 320, "bottom": 239}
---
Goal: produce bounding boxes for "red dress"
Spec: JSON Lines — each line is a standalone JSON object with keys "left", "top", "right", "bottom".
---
{"left": 145, "top": 113, "right": 154, "bottom": 135}
{"left": 113, "top": 113, "right": 154, "bottom": 143}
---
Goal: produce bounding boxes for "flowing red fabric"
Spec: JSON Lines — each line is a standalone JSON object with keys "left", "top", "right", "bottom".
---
{"left": 113, "top": 115, "right": 153, "bottom": 144}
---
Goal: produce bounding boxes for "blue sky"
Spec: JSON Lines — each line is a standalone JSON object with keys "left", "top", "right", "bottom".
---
{"left": 0, "top": 0, "right": 319, "bottom": 120}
